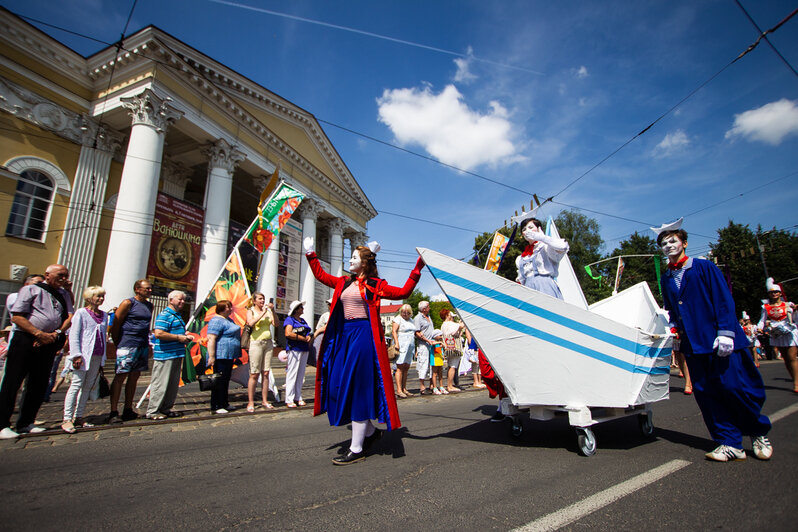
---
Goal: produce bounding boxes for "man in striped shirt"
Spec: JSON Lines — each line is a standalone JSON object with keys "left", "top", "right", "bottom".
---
{"left": 146, "top": 290, "right": 191, "bottom": 420}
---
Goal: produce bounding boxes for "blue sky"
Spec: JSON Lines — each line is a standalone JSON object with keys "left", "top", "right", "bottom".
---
{"left": 5, "top": 0, "right": 798, "bottom": 298}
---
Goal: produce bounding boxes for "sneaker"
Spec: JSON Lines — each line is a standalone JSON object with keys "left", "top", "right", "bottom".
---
{"left": 752, "top": 436, "right": 773, "bottom": 460}
{"left": 19, "top": 424, "right": 46, "bottom": 434}
{"left": 121, "top": 408, "right": 139, "bottom": 421}
{"left": 705, "top": 445, "right": 746, "bottom": 462}
{"left": 214, "top": 408, "right": 229, "bottom": 414}
{"left": 0, "top": 427, "right": 19, "bottom": 439}
{"left": 490, "top": 409, "right": 506, "bottom": 423}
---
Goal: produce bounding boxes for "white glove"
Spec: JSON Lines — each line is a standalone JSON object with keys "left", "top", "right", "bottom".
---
{"left": 713, "top": 335, "right": 734, "bottom": 357}
{"left": 303, "top": 237, "right": 315, "bottom": 254}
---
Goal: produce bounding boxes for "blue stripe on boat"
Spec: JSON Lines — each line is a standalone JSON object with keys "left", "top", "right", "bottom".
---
{"left": 449, "top": 296, "right": 670, "bottom": 375}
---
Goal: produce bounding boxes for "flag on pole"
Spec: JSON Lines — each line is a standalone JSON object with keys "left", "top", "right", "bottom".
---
{"left": 244, "top": 181, "right": 304, "bottom": 253}
{"left": 584, "top": 265, "right": 602, "bottom": 280}
{"left": 184, "top": 248, "right": 251, "bottom": 383}
{"left": 484, "top": 232, "right": 510, "bottom": 273}
{"left": 613, "top": 257, "right": 625, "bottom": 294}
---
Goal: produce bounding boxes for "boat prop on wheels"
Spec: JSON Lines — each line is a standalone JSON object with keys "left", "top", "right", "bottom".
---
{"left": 418, "top": 239, "right": 672, "bottom": 456}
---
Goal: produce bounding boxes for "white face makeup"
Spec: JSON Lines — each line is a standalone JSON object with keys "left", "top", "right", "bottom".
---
{"left": 522, "top": 223, "right": 540, "bottom": 243}
{"left": 349, "top": 250, "right": 362, "bottom": 273}
{"left": 661, "top": 235, "right": 686, "bottom": 259}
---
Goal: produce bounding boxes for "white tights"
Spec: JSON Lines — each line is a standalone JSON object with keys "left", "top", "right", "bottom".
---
{"left": 350, "top": 420, "right": 376, "bottom": 453}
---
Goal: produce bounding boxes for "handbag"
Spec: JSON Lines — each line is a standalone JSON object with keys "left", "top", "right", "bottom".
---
{"left": 198, "top": 372, "right": 223, "bottom": 391}
{"left": 240, "top": 325, "right": 252, "bottom": 350}
{"left": 97, "top": 369, "right": 111, "bottom": 399}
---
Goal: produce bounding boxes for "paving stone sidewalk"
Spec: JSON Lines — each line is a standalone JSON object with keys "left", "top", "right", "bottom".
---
{"left": 9, "top": 359, "right": 479, "bottom": 442}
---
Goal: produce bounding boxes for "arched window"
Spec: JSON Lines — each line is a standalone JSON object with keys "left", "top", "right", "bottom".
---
{"left": 5, "top": 169, "right": 55, "bottom": 241}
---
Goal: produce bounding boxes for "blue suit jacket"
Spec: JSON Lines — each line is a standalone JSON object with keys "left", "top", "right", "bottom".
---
{"left": 661, "top": 257, "right": 747, "bottom": 355}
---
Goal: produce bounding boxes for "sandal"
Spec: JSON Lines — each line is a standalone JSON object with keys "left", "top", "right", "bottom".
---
{"left": 432, "top": 388, "right": 442, "bottom": 395}
{"left": 447, "top": 387, "right": 461, "bottom": 393}
{"left": 684, "top": 386, "right": 693, "bottom": 395}
{"left": 404, "top": 391, "right": 416, "bottom": 397}
{"left": 396, "top": 392, "right": 408, "bottom": 399}
{"left": 246, "top": 405, "right": 255, "bottom": 413}
{"left": 61, "top": 420, "right": 76, "bottom": 434}
{"left": 439, "top": 387, "right": 449, "bottom": 395}
{"left": 286, "top": 402, "right": 297, "bottom": 408}
{"left": 165, "top": 411, "right": 182, "bottom": 418}
{"left": 297, "top": 400, "right": 306, "bottom": 406}
{"left": 262, "top": 403, "right": 274, "bottom": 409}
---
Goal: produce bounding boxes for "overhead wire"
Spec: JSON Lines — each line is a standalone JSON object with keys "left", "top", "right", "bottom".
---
{"left": 7, "top": 7, "right": 798, "bottom": 259}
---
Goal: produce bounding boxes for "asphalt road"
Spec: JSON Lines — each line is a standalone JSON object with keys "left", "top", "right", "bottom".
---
{"left": 1, "top": 361, "right": 796, "bottom": 531}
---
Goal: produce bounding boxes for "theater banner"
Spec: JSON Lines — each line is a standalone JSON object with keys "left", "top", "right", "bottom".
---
{"left": 146, "top": 192, "right": 204, "bottom": 294}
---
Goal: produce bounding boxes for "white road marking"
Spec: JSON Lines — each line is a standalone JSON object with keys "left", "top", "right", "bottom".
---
{"left": 768, "top": 402, "right": 798, "bottom": 424}
{"left": 512, "top": 459, "right": 691, "bottom": 532}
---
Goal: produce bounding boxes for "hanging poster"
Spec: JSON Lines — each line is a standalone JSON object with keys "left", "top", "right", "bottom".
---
{"left": 146, "top": 192, "right": 204, "bottom": 295}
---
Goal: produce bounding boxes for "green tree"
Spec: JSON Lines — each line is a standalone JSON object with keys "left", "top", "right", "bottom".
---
{"left": 403, "top": 289, "right": 427, "bottom": 311}
{"left": 609, "top": 232, "right": 662, "bottom": 304}
{"left": 554, "top": 210, "right": 611, "bottom": 304}
{"left": 710, "top": 222, "right": 798, "bottom": 320}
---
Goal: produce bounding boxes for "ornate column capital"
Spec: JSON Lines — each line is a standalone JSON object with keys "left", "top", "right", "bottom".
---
{"left": 204, "top": 138, "right": 246, "bottom": 174}
{"left": 121, "top": 88, "right": 183, "bottom": 132}
{"left": 326, "top": 218, "right": 344, "bottom": 238}
{"left": 346, "top": 230, "right": 367, "bottom": 248}
{"left": 298, "top": 198, "right": 322, "bottom": 222}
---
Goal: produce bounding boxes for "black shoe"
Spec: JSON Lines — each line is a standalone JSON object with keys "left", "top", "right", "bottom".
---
{"left": 108, "top": 410, "right": 121, "bottom": 424}
{"left": 332, "top": 450, "right": 365, "bottom": 465}
{"left": 121, "top": 408, "right": 138, "bottom": 421}
{"left": 363, "top": 428, "right": 383, "bottom": 451}
{"left": 490, "top": 409, "right": 506, "bottom": 423}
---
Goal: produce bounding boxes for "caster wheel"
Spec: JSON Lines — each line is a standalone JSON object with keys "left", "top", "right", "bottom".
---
{"left": 638, "top": 412, "right": 654, "bottom": 437}
{"left": 576, "top": 428, "right": 597, "bottom": 456}
{"left": 510, "top": 417, "right": 523, "bottom": 438}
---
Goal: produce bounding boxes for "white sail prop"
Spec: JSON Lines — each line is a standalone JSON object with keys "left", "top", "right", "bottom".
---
{"left": 545, "top": 217, "right": 588, "bottom": 310}
{"left": 418, "top": 247, "right": 671, "bottom": 409}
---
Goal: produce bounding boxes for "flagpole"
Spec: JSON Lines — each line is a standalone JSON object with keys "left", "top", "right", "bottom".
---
{"left": 613, "top": 257, "right": 622, "bottom": 295}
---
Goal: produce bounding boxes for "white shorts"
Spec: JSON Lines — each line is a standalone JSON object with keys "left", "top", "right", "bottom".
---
{"left": 415, "top": 343, "right": 431, "bottom": 379}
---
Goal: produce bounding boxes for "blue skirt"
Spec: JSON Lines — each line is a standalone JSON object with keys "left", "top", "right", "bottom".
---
{"left": 322, "top": 319, "right": 389, "bottom": 426}
{"left": 522, "top": 274, "right": 563, "bottom": 299}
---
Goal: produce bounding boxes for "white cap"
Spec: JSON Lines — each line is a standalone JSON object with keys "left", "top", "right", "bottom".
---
{"left": 650, "top": 217, "right": 684, "bottom": 236}
{"left": 766, "top": 277, "right": 781, "bottom": 292}
{"left": 367, "top": 241, "right": 381, "bottom": 254}
{"left": 742, "top": 311, "right": 749, "bottom": 320}
{"left": 288, "top": 300, "right": 305, "bottom": 316}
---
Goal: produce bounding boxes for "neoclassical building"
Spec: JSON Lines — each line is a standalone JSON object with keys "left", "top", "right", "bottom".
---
{"left": 0, "top": 8, "right": 373, "bottom": 327}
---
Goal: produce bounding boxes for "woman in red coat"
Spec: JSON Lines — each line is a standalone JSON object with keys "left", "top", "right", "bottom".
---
{"left": 303, "top": 237, "right": 424, "bottom": 465}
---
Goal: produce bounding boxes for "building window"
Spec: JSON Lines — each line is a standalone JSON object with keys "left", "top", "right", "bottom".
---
{"left": 5, "top": 169, "right": 55, "bottom": 241}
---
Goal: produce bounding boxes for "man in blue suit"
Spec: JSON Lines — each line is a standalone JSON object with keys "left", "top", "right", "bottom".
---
{"left": 655, "top": 218, "right": 772, "bottom": 462}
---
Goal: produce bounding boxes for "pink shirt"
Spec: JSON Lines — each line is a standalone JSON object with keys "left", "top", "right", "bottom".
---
{"left": 340, "top": 282, "right": 368, "bottom": 319}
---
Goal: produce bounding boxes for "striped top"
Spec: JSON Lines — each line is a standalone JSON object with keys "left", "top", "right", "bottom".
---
{"left": 152, "top": 307, "right": 186, "bottom": 361}
{"left": 341, "top": 282, "right": 368, "bottom": 319}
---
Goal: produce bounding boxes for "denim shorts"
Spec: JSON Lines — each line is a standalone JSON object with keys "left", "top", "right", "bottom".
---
{"left": 115, "top": 345, "right": 149, "bottom": 374}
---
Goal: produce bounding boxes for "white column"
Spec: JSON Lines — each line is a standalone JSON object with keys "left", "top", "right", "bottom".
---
{"left": 298, "top": 199, "right": 321, "bottom": 328}
{"left": 327, "top": 219, "right": 344, "bottom": 277}
{"left": 58, "top": 125, "right": 118, "bottom": 301}
{"left": 257, "top": 237, "right": 280, "bottom": 301}
{"left": 101, "top": 89, "right": 182, "bottom": 308}
{"left": 196, "top": 139, "right": 245, "bottom": 298}
{"left": 160, "top": 159, "right": 192, "bottom": 200}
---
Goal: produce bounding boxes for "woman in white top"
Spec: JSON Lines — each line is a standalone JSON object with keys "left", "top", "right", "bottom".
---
{"left": 515, "top": 217, "right": 569, "bottom": 299}
{"left": 757, "top": 278, "right": 798, "bottom": 393}
{"left": 391, "top": 304, "right": 417, "bottom": 398}
{"left": 62, "top": 286, "right": 108, "bottom": 433}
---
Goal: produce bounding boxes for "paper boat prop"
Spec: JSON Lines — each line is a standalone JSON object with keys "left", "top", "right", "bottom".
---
{"left": 418, "top": 247, "right": 671, "bottom": 410}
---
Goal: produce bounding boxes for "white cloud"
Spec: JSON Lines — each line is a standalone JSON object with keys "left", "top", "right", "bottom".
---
{"left": 652, "top": 129, "right": 689, "bottom": 158}
{"left": 453, "top": 46, "right": 477, "bottom": 84}
{"left": 377, "top": 84, "right": 526, "bottom": 170}
{"left": 575, "top": 65, "right": 589, "bottom": 79}
{"left": 725, "top": 98, "right": 798, "bottom": 145}
{"left": 430, "top": 293, "right": 448, "bottom": 302}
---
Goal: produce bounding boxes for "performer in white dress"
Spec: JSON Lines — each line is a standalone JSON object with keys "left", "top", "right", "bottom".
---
{"left": 515, "top": 217, "right": 569, "bottom": 299}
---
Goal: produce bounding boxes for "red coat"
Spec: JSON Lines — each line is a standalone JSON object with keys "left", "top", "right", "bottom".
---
{"left": 306, "top": 252, "right": 424, "bottom": 430}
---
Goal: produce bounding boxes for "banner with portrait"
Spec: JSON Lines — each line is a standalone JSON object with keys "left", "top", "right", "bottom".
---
{"left": 146, "top": 193, "right": 204, "bottom": 296}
